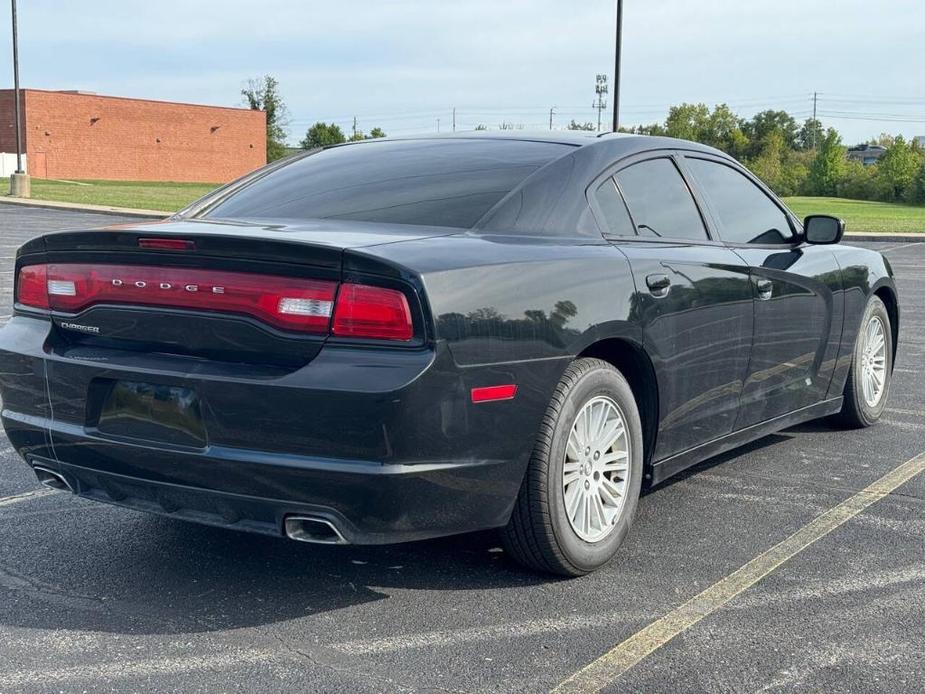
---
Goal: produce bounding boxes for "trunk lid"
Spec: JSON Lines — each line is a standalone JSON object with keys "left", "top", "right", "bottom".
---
{"left": 18, "top": 218, "right": 445, "bottom": 366}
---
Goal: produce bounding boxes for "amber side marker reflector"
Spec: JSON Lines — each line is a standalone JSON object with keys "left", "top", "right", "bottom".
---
{"left": 471, "top": 384, "right": 518, "bottom": 403}
{"left": 138, "top": 238, "right": 195, "bottom": 251}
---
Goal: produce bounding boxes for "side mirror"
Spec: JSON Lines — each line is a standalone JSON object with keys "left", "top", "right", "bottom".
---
{"left": 804, "top": 215, "right": 845, "bottom": 245}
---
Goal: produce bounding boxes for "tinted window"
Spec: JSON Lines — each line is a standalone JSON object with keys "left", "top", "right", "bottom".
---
{"left": 201, "top": 139, "right": 572, "bottom": 228}
{"left": 593, "top": 178, "right": 635, "bottom": 236}
{"left": 686, "top": 158, "right": 794, "bottom": 244}
{"left": 615, "top": 158, "right": 708, "bottom": 240}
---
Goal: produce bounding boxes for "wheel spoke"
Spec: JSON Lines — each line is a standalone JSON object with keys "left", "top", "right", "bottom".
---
{"left": 600, "top": 476, "right": 624, "bottom": 499}
{"left": 581, "top": 493, "right": 591, "bottom": 536}
{"left": 565, "top": 483, "right": 581, "bottom": 520}
{"left": 591, "top": 492, "right": 607, "bottom": 531}
{"left": 590, "top": 402, "right": 606, "bottom": 445}
{"left": 599, "top": 479, "right": 621, "bottom": 506}
{"left": 595, "top": 419, "right": 624, "bottom": 452}
{"left": 600, "top": 450, "right": 628, "bottom": 464}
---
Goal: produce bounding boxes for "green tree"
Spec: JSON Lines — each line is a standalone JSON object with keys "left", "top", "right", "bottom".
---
{"left": 743, "top": 110, "right": 798, "bottom": 158}
{"left": 661, "top": 103, "right": 748, "bottom": 157}
{"left": 836, "top": 160, "right": 887, "bottom": 200}
{"left": 748, "top": 132, "right": 809, "bottom": 196}
{"left": 797, "top": 118, "right": 825, "bottom": 150}
{"left": 567, "top": 120, "right": 596, "bottom": 131}
{"left": 300, "top": 121, "right": 346, "bottom": 149}
{"left": 346, "top": 126, "right": 387, "bottom": 142}
{"left": 241, "top": 75, "right": 289, "bottom": 162}
{"left": 474, "top": 123, "right": 488, "bottom": 131}
{"left": 807, "top": 128, "right": 847, "bottom": 196}
{"left": 749, "top": 131, "right": 787, "bottom": 192}
{"left": 664, "top": 103, "right": 711, "bottom": 141}
{"left": 876, "top": 136, "right": 921, "bottom": 201}
{"left": 704, "top": 104, "right": 749, "bottom": 158}
{"left": 869, "top": 133, "right": 895, "bottom": 147}
{"left": 907, "top": 163, "right": 925, "bottom": 203}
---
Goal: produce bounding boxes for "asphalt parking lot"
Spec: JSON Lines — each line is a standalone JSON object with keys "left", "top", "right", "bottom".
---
{"left": 0, "top": 204, "right": 923, "bottom": 693}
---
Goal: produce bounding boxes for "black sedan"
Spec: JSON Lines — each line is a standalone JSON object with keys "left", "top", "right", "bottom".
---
{"left": 0, "top": 133, "right": 897, "bottom": 575}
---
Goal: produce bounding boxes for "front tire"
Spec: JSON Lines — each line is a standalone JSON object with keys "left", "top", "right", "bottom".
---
{"left": 502, "top": 358, "right": 643, "bottom": 576}
{"left": 838, "top": 295, "right": 892, "bottom": 427}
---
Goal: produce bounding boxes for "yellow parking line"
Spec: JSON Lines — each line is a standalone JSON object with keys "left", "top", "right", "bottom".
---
{"left": 553, "top": 450, "right": 925, "bottom": 694}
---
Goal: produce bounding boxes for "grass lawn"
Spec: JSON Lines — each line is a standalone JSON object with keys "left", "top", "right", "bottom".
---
{"left": 20, "top": 179, "right": 220, "bottom": 212}
{"left": 783, "top": 196, "right": 925, "bottom": 234}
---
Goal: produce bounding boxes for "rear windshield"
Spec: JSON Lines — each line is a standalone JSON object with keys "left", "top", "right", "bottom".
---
{"left": 200, "top": 139, "right": 572, "bottom": 228}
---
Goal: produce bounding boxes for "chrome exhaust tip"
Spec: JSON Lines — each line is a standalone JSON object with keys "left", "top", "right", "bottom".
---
{"left": 32, "top": 464, "right": 73, "bottom": 492}
{"left": 284, "top": 515, "right": 348, "bottom": 545}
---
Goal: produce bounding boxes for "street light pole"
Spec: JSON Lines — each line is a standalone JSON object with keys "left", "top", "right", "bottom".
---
{"left": 612, "top": 0, "right": 623, "bottom": 133}
{"left": 9, "top": 0, "right": 29, "bottom": 196}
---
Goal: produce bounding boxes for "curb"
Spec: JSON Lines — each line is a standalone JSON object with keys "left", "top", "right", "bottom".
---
{"left": 844, "top": 233, "right": 925, "bottom": 243}
{"left": 0, "top": 196, "right": 169, "bottom": 218}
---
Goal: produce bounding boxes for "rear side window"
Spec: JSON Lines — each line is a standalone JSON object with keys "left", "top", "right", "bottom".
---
{"left": 685, "top": 158, "right": 794, "bottom": 244}
{"left": 615, "top": 158, "right": 708, "bottom": 241}
{"left": 593, "top": 178, "right": 636, "bottom": 236}
{"left": 201, "top": 139, "right": 572, "bottom": 229}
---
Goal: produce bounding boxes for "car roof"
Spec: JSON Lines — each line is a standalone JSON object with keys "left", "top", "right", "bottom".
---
{"left": 348, "top": 130, "right": 728, "bottom": 157}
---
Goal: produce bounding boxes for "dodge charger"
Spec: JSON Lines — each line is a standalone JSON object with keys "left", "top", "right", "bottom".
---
{"left": 0, "top": 133, "right": 898, "bottom": 575}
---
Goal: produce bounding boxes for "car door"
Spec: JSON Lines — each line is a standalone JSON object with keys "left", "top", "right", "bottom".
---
{"left": 681, "top": 154, "right": 843, "bottom": 428}
{"left": 590, "top": 154, "right": 754, "bottom": 462}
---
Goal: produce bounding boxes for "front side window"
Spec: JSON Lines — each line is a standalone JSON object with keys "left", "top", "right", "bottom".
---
{"left": 686, "top": 158, "right": 794, "bottom": 245}
{"left": 615, "top": 158, "right": 708, "bottom": 240}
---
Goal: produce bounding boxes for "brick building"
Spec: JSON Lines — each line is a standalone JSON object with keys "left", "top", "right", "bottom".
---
{"left": 0, "top": 89, "right": 266, "bottom": 183}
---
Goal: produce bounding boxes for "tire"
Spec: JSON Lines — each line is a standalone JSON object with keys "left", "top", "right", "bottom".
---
{"left": 838, "top": 295, "right": 892, "bottom": 428}
{"left": 502, "top": 358, "right": 643, "bottom": 576}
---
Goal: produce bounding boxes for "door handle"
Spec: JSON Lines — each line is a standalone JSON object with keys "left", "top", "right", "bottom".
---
{"left": 755, "top": 278, "right": 773, "bottom": 301}
{"left": 646, "top": 273, "right": 671, "bottom": 297}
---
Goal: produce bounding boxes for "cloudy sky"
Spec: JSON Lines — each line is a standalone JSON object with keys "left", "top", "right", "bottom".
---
{"left": 4, "top": 0, "right": 924, "bottom": 144}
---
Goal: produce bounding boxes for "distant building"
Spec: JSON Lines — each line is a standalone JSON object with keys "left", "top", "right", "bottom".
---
{"left": 0, "top": 89, "right": 266, "bottom": 182}
{"left": 915, "top": 135, "right": 925, "bottom": 149}
{"left": 846, "top": 144, "right": 887, "bottom": 166}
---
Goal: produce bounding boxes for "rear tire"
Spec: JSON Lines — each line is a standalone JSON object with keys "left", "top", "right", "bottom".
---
{"left": 838, "top": 295, "right": 892, "bottom": 428}
{"left": 502, "top": 358, "right": 643, "bottom": 576}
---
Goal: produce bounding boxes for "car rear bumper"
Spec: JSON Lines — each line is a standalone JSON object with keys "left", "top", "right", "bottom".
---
{"left": 20, "top": 447, "right": 517, "bottom": 545}
{"left": 0, "top": 316, "right": 566, "bottom": 543}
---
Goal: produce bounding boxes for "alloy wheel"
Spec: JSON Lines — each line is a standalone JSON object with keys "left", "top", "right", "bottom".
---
{"left": 860, "top": 315, "right": 887, "bottom": 407}
{"left": 562, "top": 395, "right": 631, "bottom": 543}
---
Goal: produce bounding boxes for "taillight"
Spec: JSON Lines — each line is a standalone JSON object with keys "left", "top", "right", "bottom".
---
{"left": 15, "top": 264, "right": 416, "bottom": 341}
{"left": 332, "top": 283, "right": 413, "bottom": 341}
{"left": 17, "top": 263, "right": 337, "bottom": 333}
{"left": 17, "top": 264, "right": 49, "bottom": 309}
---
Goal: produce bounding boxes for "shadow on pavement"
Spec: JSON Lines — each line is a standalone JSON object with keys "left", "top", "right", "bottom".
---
{"left": 0, "top": 512, "right": 551, "bottom": 637}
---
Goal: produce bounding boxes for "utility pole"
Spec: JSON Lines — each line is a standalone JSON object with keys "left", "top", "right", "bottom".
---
{"left": 812, "top": 91, "right": 818, "bottom": 149}
{"left": 549, "top": 106, "right": 556, "bottom": 130}
{"left": 9, "top": 0, "right": 29, "bottom": 197}
{"left": 452, "top": 107, "right": 456, "bottom": 132}
{"left": 593, "top": 74, "right": 608, "bottom": 133}
{"left": 436, "top": 118, "right": 440, "bottom": 133}
{"left": 612, "top": 0, "right": 623, "bottom": 132}
{"left": 352, "top": 116, "right": 358, "bottom": 139}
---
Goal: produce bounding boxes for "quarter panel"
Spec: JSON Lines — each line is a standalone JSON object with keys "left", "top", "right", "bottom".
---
{"left": 826, "top": 244, "right": 898, "bottom": 398}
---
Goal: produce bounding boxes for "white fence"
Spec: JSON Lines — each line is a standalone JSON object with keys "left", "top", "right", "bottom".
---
{"left": 0, "top": 153, "right": 27, "bottom": 177}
